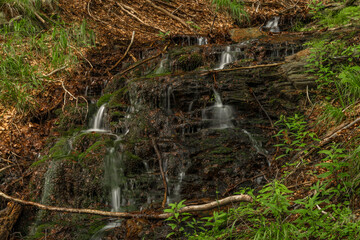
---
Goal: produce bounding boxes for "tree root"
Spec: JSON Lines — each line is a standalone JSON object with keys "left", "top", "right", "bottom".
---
{"left": 151, "top": 137, "right": 168, "bottom": 208}
{"left": 0, "top": 190, "right": 252, "bottom": 219}
{"left": 0, "top": 202, "right": 22, "bottom": 240}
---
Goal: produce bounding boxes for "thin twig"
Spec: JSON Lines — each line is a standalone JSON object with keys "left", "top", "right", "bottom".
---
{"left": 69, "top": 45, "right": 93, "bottom": 68}
{"left": 201, "top": 62, "right": 285, "bottom": 76}
{"left": 145, "top": 0, "right": 194, "bottom": 33}
{"left": 172, "top": 4, "right": 183, "bottom": 14}
{"left": 110, "top": 44, "right": 169, "bottom": 83}
{"left": 292, "top": 116, "right": 360, "bottom": 162}
{"left": 306, "top": 85, "right": 314, "bottom": 107}
{"left": 0, "top": 165, "right": 12, "bottom": 173}
{"left": 117, "top": 2, "right": 166, "bottom": 33}
{"left": 250, "top": 88, "right": 274, "bottom": 128}
{"left": 44, "top": 65, "right": 67, "bottom": 77}
{"left": 152, "top": 138, "right": 167, "bottom": 208}
{"left": 108, "top": 31, "right": 135, "bottom": 72}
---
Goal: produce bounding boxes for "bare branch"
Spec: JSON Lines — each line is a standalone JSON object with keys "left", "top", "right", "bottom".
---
{"left": 0, "top": 191, "right": 252, "bottom": 219}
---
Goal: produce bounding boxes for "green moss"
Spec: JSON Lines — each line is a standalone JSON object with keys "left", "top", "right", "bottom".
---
{"left": 108, "top": 87, "right": 128, "bottom": 109}
{"left": 48, "top": 137, "right": 70, "bottom": 160}
{"left": 210, "top": 146, "right": 233, "bottom": 154}
{"left": 78, "top": 140, "right": 106, "bottom": 162}
{"left": 177, "top": 53, "right": 203, "bottom": 71}
{"left": 97, "top": 93, "right": 112, "bottom": 107}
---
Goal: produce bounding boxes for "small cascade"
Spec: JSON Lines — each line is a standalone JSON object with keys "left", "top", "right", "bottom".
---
{"left": 243, "top": 129, "right": 270, "bottom": 166}
{"left": 91, "top": 146, "right": 127, "bottom": 240}
{"left": 155, "top": 55, "right": 169, "bottom": 74}
{"left": 197, "top": 36, "right": 208, "bottom": 45}
{"left": 263, "top": 16, "right": 280, "bottom": 33}
{"left": 202, "top": 90, "right": 235, "bottom": 129}
{"left": 216, "top": 46, "right": 234, "bottom": 70}
{"left": 163, "top": 86, "right": 174, "bottom": 114}
{"left": 87, "top": 104, "right": 108, "bottom": 132}
{"left": 105, "top": 147, "right": 126, "bottom": 212}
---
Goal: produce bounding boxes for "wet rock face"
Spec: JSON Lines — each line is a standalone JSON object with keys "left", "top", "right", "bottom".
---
{"left": 116, "top": 60, "right": 304, "bottom": 206}
{"left": 29, "top": 37, "right": 315, "bottom": 239}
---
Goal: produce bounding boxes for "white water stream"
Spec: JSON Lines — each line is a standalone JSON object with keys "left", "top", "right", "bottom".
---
{"left": 202, "top": 89, "right": 234, "bottom": 129}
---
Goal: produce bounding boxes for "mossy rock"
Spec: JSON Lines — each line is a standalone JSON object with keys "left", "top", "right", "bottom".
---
{"left": 97, "top": 93, "right": 112, "bottom": 107}
{"left": 53, "top": 103, "right": 88, "bottom": 133}
{"left": 108, "top": 87, "right": 128, "bottom": 109}
{"left": 177, "top": 53, "right": 203, "bottom": 71}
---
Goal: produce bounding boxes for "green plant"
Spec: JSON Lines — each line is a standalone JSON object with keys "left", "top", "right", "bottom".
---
{"left": 157, "top": 30, "right": 170, "bottom": 40}
{"left": 164, "top": 200, "right": 192, "bottom": 238}
{"left": 274, "top": 114, "right": 319, "bottom": 160}
{"left": 186, "top": 21, "right": 201, "bottom": 30}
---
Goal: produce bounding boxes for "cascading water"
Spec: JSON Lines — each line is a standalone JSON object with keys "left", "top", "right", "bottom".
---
{"left": 216, "top": 46, "right": 234, "bottom": 70}
{"left": 263, "top": 16, "right": 280, "bottom": 33}
{"left": 197, "top": 36, "right": 208, "bottom": 45}
{"left": 202, "top": 90, "right": 234, "bottom": 129}
{"left": 243, "top": 129, "right": 270, "bottom": 166}
{"left": 155, "top": 55, "right": 169, "bottom": 74}
{"left": 87, "top": 104, "right": 108, "bottom": 132}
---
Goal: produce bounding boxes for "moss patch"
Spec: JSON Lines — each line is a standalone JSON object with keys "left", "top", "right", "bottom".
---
{"left": 177, "top": 53, "right": 203, "bottom": 71}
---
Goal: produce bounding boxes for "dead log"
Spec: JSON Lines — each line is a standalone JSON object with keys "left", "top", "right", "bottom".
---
{"left": 0, "top": 190, "right": 252, "bottom": 219}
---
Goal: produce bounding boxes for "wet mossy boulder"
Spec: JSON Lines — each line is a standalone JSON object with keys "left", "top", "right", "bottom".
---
{"left": 177, "top": 53, "right": 203, "bottom": 71}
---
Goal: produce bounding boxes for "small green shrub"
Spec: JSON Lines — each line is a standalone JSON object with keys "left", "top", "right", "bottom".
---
{"left": 274, "top": 114, "right": 319, "bottom": 160}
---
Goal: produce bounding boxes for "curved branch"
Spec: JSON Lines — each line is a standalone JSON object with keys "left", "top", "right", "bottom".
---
{"left": 0, "top": 191, "right": 252, "bottom": 219}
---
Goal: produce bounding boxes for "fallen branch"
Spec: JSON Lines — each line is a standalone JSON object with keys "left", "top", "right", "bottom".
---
{"left": 145, "top": 0, "right": 194, "bottom": 33}
{"left": 201, "top": 62, "right": 285, "bottom": 76}
{"left": 292, "top": 116, "right": 360, "bottom": 162}
{"left": 152, "top": 138, "right": 168, "bottom": 208}
{"left": 117, "top": 2, "right": 166, "bottom": 33}
{"left": 112, "top": 44, "right": 169, "bottom": 80}
{"left": 0, "top": 190, "right": 252, "bottom": 219}
{"left": 44, "top": 65, "right": 67, "bottom": 77}
{"left": 108, "top": 31, "right": 135, "bottom": 72}
{"left": 0, "top": 165, "right": 12, "bottom": 173}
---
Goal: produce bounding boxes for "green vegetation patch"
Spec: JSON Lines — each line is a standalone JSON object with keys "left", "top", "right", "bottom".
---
{"left": 177, "top": 53, "right": 203, "bottom": 71}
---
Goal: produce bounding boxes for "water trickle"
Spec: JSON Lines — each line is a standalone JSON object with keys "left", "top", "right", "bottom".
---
{"left": 105, "top": 147, "right": 126, "bottom": 212}
{"left": 155, "top": 55, "right": 169, "bottom": 74}
{"left": 264, "top": 16, "right": 280, "bottom": 33}
{"left": 242, "top": 129, "right": 270, "bottom": 166}
{"left": 87, "top": 104, "right": 108, "bottom": 132}
{"left": 163, "top": 86, "right": 174, "bottom": 114}
{"left": 202, "top": 90, "right": 235, "bottom": 129}
{"left": 197, "top": 36, "right": 208, "bottom": 45}
{"left": 216, "top": 46, "right": 234, "bottom": 70}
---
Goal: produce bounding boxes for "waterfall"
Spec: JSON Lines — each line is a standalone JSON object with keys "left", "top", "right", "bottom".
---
{"left": 202, "top": 90, "right": 234, "bottom": 129}
{"left": 264, "top": 16, "right": 280, "bottom": 33}
{"left": 243, "top": 129, "right": 270, "bottom": 166}
{"left": 197, "top": 36, "right": 208, "bottom": 45}
{"left": 216, "top": 46, "right": 234, "bottom": 70}
{"left": 155, "top": 55, "right": 169, "bottom": 74}
{"left": 87, "top": 104, "right": 108, "bottom": 132}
